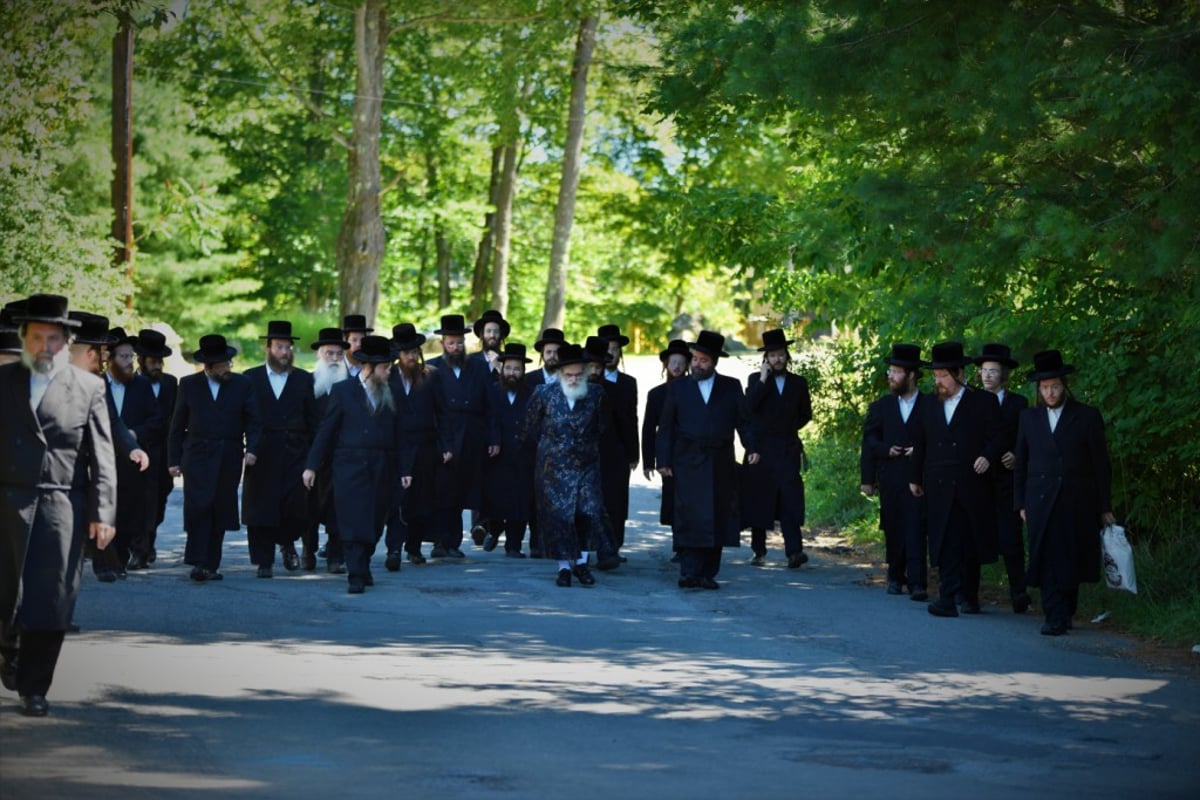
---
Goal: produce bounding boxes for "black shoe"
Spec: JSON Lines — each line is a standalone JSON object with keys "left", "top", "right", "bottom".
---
{"left": 364, "top": 572, "right": 374, "bottom": 587}
{"left": 678, "top": 576, "right": 701, "bottom": 589}
{"left": 471, "top": 525, "right": 488, "bottom": 547}
{"left": 430, "top": 546, "right": 449, "bottom": 559}
{"left": 1012, "top": 592, "right": 1032, "bottom": 614}
{"left": 19, "top": 694, "right": 49, "bottom": 717}
{"left": 189, "top": 566, "right": 208, "bottom": 582}
{"left": 385, "top": 552, "right": 402, "bottom": 572}
{"left": 67, "top": 623, "right": 81, "bottom": 633}
{"left": 1040, "top": 621, "right": 1068, "bottom": 636}
{"left": 147, "top": 547, "right": 157, "bottom": 564}
{"left": 281, "top": 546, "right": 300, "bottom": 572}
{"left": 1, "top": 662, "right": 16, "bottom": 692}
{"left": 447, "top": 547, "right": 465, "bottom": 559}
{"left": 301, "top": 550, "right": 317, "bottom": 571}
{"left": 909, "top": 586, "right": 929, "bottom": 602}
{"left": 572, "top": 564, "right": 596, "bottom": 586}
{"left": 482, "top": 534, "right": 498, "bottom": 552}
{"left": 556, "top": 569, "right": 571, "bottom": 587}
{"left": 750, "top": 553, "right": 766, "bottom": 566}
{"left": 127, "top": 555, "right": 148, "bottom": 571}
{"left": 787, "top": 552, "right": 809, "bottom": 569}
{"left": 407, "top": 552, "right": 427, "bottom": 565}
{"left": 206, "top": 571, "right": 223, "bottom": 581}
{"left": 347, "top": 579, "right": 365, "bottom": 594}
{"left": 505, "top": 549, "right": 526, "bottom": 559}
{"left": 700, "top": 577, "right": 720, "bottom": 590}
{"left": 595, "top": 552, "right": 621, "bottom": 571}
{"left": 928, "top": 600, "right": 959, "bottom": 618}
{"left": 328, "top": 560, "right": 347, "bottom": 574}
{"left": 96, "top": 570, "right": 117, "bottom": 584}
{"left": 256, "top": 566, "right": 273, "bottom": 579}
{"left": 886, "top": 581, "right": 904, "bottom": 595}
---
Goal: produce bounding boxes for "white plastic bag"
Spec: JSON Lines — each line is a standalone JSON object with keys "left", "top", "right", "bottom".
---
{"left": 1101, "top": 524, "right": 1137, "bottom": 594}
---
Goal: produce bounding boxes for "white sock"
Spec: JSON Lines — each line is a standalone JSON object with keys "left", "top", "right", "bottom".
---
{"left": 557, "top": 560, "right": 571, "bottom": 570}
{"left": 576, "top": 553, "right": 588, "bottom": 566}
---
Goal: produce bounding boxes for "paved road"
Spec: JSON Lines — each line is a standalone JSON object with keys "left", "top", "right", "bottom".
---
{"left": 3, "top": 358, "right": 1197, "bottom": 798}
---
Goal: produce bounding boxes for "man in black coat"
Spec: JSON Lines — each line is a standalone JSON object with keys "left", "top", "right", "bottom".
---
{"left": 642, "top": 339, "right": 690, "bottom": 528}
{"left": 656, "top": 331, "right": 758, "bottom": 590}
{"left": 596, "top": 325, "right": 639, "bottom": 559}
{"left": 426, "top": 314, "right": 500, "bottom": 558}
{"left": 242, "top": 321, "right": 318, "bottom": 578}
{"left": 385, "top": 323, "right": 437, "bottom": 568}
{"left": 106, "top": 327, "right": 163, "bottom": 572}
{"left": 135, "top": 328, "right": 178, "bottom": 566}
{"left": 909, "top": 341, "right": 1002, "bottom": 618}
{"left": 168, "top": 334, "right": 261, "bottom": 582}
{"left": 303, "top": 336, "right": 400, "bottom": 593}
{"left": 524, "top": 327, "right": 565, "bottom": 558}
{"left": 482, "top": 344, "right": 537, "bottom": 557}
{"left": 1014, "top": 350, "right": 1115, "bottom": 635}
{"left": 974, "top": 343, "right": 1032, "bottom": 613}
{"left": 742, "top": 328, "right": 813, "bottom": 569}
{"left": 471, "top": 308, "right": 508, "bottom": 377}
{"left": 0, "top": 294, "right": 117, "bottom": 717}
{"left": 860, "top": 343, "right": 929, "bottom": 599}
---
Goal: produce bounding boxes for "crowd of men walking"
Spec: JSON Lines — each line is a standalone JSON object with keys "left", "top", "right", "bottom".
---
{"left": 1, "top": 293, "right": 1114, "bottom": 718}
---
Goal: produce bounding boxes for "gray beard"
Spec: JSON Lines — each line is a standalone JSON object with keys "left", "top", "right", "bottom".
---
{"left": 313, "top": 359, "right": 348, "bottom": 397}
{"left": 561, "top": 381, "right": 588, "bottom": 402}
{"left": 21, "top": 347, "right": 69, "bottom": 376}
{"left": 365, "top": 380, "right": 395, "bottom": 414}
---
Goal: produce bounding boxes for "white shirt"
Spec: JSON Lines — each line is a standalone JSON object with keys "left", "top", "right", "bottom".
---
{"left": 150, "top": 380, "right": 161, "bottom": 399}
{"left": 452, "top": 366, "right": 462, "bottom": 379}
{"left": 774, "top": 375, "right": 786, "bottom": 394}
{"left": 206, "top": 374, "right": 221, "bottom": 401}
{"left": 942, "top": 385, "right": 965, "bottom": 424}
{"left": 542, "top": 368, "right": 558, "bottom": 385}
{"left": 605, "top": 369, "right": 619, "bottom": 384}
{"left": 897, "top": 391, "right": 918, "bottom": 424}
{"left": 29, "top": 370, "right": 53, "bottom": 412}
{"left": 1047, "top": 405, "right": 1063, "bottom": 433}
{"left": 107, "top": 373, "right": 126, "bottom": 415}
{"left": 696, "top": 375, "right": 715, "bottom": 404}
{"left": 995, "top": 388, "right": 1007, "bottom": 406}
{"left": 507, "top": 390, "right": 517, "bottom": 405}
{"left": 267, "top": 366, "right": 289, "bottom": 399}
{"left": 567, "top": 397, "right": 577, "bottom": 411}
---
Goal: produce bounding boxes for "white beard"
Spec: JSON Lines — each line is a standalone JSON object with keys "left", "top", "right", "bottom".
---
{"left": 313, "top": 359, "right": 348, "bottom": 397}
{"left": 21, "top": 346, "right": 69, "bottom": 376}
{"left": 560, "top": 381, "right": 588, "bottom": 402}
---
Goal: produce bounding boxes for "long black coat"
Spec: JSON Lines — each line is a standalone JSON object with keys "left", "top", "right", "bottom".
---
{"left": 860, "top": 392, "right": 928, "bottom": 534}
{"left": 168, "top": 371, "right": 261, "bottom": 534}
{"left": 0, "top": 363, "right": 117, "bottom": 630}
{"left": 305, "top": 378, "right": 399, "bottom": 543}
{"left": 141, "top": 371, "right": 178, "bottom": 526}
{"left": 392, "top": 370, "right": 438, "bottom": 527}
{"left": 1014, "top": 400, "right": 1112, "bottom": 588}
{"left": 910, "top": 388, "right": 1002, "bottom": 564}
{"left": 642, "top": 381, "right": 675, "bottom": 525}
{"left": 484, "top": 382, "right": 536, "bottom": 522}
{"left": 993, "top": 390, "right": 1029, "bottom": 549}
{"left": 428, "top": 359, "right": 500, "bottom": 510}
{"left": 241, "top": 365, "right": 318, "bottom": 530}
{"left": 599, "top": 372, "right": 638, "bottom": 527}
{"left": 107, "top": 373, "right": 163, "bottom": 537}
{"left": 741, "top": 370, "right": 811, "bottom": 528}
{"left": 656, "top": 374, "right": 754, "bottom": 549}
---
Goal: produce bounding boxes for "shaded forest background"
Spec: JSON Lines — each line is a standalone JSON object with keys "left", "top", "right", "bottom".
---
{"left": 2, "top": 1, "right": 1197, "bottom": 638}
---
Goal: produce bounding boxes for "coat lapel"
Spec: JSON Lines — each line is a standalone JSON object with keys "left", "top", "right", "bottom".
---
{"left": 9, "top": 365, "right": 45, "bottom": 443}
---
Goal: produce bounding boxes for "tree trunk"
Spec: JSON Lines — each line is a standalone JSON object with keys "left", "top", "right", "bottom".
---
{"left": 490, "top": 139, "right": 519, "bottom": 317}
{"left": 425, "top": 151, "right": 452, "bottom": 310}
{"left": 540, "top": 15, "right": 597, "bottom": 332}
{"left": 470, "top": 145, "right": 502, "bottom": 318}
{"left": 336, "top": 0, "right": 386, "bottom": 325}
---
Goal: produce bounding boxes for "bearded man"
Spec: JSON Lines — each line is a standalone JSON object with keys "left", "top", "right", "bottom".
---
{"left": 385, "top": 323, "right": 437, "bottom": 568}
{"left": 642, "top": 339, "right": 690, "bottom": 536}
{"left": 482, "top": 344, "right": 536, "bottom": 557}
{"left": 306, "top": 327, "right": 350, "bottom": 572}
{"left": 526, "top": 328, "right": 565, "bottom": 388}
{"left": 135, "top": 329, "right": 178, "bottom": 566}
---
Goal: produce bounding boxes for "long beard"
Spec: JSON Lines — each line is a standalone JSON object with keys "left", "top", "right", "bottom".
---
{"left": 313, "top": 359, "right": 348, "bottom": 397}
{"left": 365, "top": 380, "right": 395, "bottom": 414}
{"left": 443, "top": 350, "right": 465, "bottom": 369}
{"left": 22, "top": 347, "right": 69, "bottom": 376}
{"left": 561, "top": 381, "right": 588, "bottom": 402}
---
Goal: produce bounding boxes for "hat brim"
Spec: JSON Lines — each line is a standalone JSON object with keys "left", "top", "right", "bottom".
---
{"left": 434, "top": 326, "right": 471, "bottom": 336}
{"left": 973, "top": 355, "right": 1019, "bottom": 368}
{"left": 600, "top": 334, "right": 630, "bottom": 347}
{"left": 134, "top": 344, "right": 173, "bottom": 358}
{"left": 193, "top": 346, "right": 238, "bottom": 364}
{"left": 391, "top": 334, "right": 427, "bottom": 351}
{"left": 883, "top": 357, "right": 922, "bottom": 368}
{"left": 497, "top": 355, "right": 532, "bottom": 364}
{"left": 1027, "top": 365, "right": 1076, "bottom": 382}
{"left": 924, "top": 357, "right": 973, "bottom": 370}
{"left": 689, "top": 343, "right": 729, "bottom": 359}
{"left": 13, "top": 314, "right": 80, "bottom": 329}
{"left": 260, "top": 335, "right": 300, "bottom": 341}
{"left": 473, "top": 320, "right": 511, "bottom": 339}
{"left": 309, "top": 338, "right": 349, "bottom": 351}
{"left": 352, "top": 349, "right": 395, "bottom": 364}
{"left": 534, "top": 339, "right": 564, "bottom": 352}
{"left": 756, "top": 338, "right": 794, "bottom": 352}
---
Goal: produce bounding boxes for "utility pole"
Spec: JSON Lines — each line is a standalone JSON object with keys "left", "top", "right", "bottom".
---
{"left": 112, "top": 12, "right": 135, "bottom": 310}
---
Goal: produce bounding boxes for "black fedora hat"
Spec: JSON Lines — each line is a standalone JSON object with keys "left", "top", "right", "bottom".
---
{"left": 883, "top": 343, "right": 922, "bottom": 369}
{"left": 13, "top": 294, "right": 80, "bottom": 328}
{"left": 68, "top": 311, "right": 114, "bottom": 346}
{"left": 534, "top": 328, "right": 566, "bottom": 352}
{"left": 973, "top": 342, "right": 1019, "bottom": 369}
{"left": 352, "top": 335, "right": 396, "bottom": 364}
{"left": 390, "top": 322, "right": 427, "bottom": 352}
{"left": 0, "top": 329, "right": 20, "bottom": 354}
{"left": 689, "top": 330, "right": 729, "bottom": 359}
{"left": 193, "top": 334, "right": 237, "bottom": 364}
{"left": 473, "top": 309, "right": 511, "bottom": 339}
{"left": 555, "top": 342, "right": 588, "bottom": 367}
{"left": 260, "top": 320, "right": 299, "bottom": 341}
{"left": 597, "top": 323, "right": 630, "bottom": 347}
{"left": 583, "top": 336, "right": 609, "bottom": 363}
{"left": 434, "top": 314, "right": 471, "bottom": 336}
{"left": 659, "top": 338, "right": 691, "bottom": 362}
{"left": 496, "top": 342, "right": 532, "bottom": 363}
{"left": 757, "top": 328, "right": 794, "bottom": 352}
{"left": 1026, "top": 349, "right": 1076, "bottom": 382}
{"left": 309, "top": 327, "right": 349, "bottom": 351}
{"left": 925, "top": 341, "right": 972, "bottom": 370}
{"left": 108, "top": 326, "right": 138, "bottom": 348}
{"left": 134, "top": 328, "right": 173, "bottom": 358}
{"left": 1, "top": 300, "right": 24, "bottom": 329}
{"left": 341, "top": 314, "right": 373, "bottom": 334}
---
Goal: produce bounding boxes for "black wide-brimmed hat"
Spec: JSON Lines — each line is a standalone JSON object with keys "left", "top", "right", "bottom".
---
{"left": 473, "top": 309, "right": 511, "bottom": 339}
{"left": 1, "top": 300, "right": 24, "bottom": 329}
{"left": 134, "top": 328, "right": 173, "bottom": 358}
{"left": 309, "top": 327, "right": 349, "bottom": 351}
{"left": 555, "top": 342, "right": 588, "bottom": 367}
{"left": 342, "top": 314, "right": 373, "bottom": 334}
{"left": 390, "top": 322, "right": 426, "bottom": 352}
{"left": 1026, "top": 349, "right": 1076, "bottom": 382}
{"left": 597, "top": 323, "right": 630, "bottom": 347}
{"left": 689, "top": 330, "right": 729, "bottom": 359}
{"left": 659, "top": 338, "right": 691, "bottom": 362}
{"left": 496, "top": 342, "right": 532, "bottom": 363}
{"left": 434, "top": 313, "right": 471, "bottom": 336}
{"left": 583, "top": 336, "right": 609, "bottom": 363}
{"left": 192, "top": 334, "right": 237, "bottom": 364}
{"left": 925, "top": 341, "right": 972, "bottom": 370}
{"left": 534, "top": 328, "right": 566, "bottom": 352}
{"left": 883, "top": 343, "right": 923, "bottom": 369}
{"left": 260, "top": 320, "right": 299, "bottom": 341}
{"left": 0, "top": 329, "right": 20, "bottom": 354}
{"left": 757, "top": 328, "right": 794, "bottom": 352}
{"left": 973, "top": 342, "right": 1019, "bottom": 369}
{"left": 13, "top": 294, "right": 80, "bottom": 328}
{"left": 68, "top": 311, "right": 114, "bottom": 346}
{"left": 352, "top": 335, "right": 396, "bottom": 364}
{"left": 107, "top": 326, "right": 138, "bottom": 348}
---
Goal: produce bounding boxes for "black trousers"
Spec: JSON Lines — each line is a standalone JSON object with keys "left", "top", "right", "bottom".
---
{"left": 1, "top": 624, "right": 66, "bottom": 697}
{"left": 884, "top": 494, "right": 928, "bottom": 589}
{"left": 936, "top": 500, "right": 980, "bottom": 605}
{"left": 493, "top": 519, "right": 527, "bottom": 552}
{"left": 247, "top": 525, "right": 296, "bottom": 566}
{"left": 679, "top": 546, "right": 723, "bottom": 579}
{"left": 1037, "top": 524, "right": 1080, "bottom": 627}
{"left": 433, "top": 508, "right": 465, "bottom": 549}
{"left": 997, "top": 509, "right": 1028, "bottom": 596}
{"left": 343, "top": 541, "right": 377, "bottom": 581}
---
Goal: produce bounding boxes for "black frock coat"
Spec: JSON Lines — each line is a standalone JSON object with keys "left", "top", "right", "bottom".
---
{"left": 993, "top": 390, "right": 1029, "bottom": 550}
{"left": 168, "top": 371, "right": 261, "bottom": 534}
{"left": 305, "top": 378, "right": 399, "bottom": 544}
{"left": 241, "top": 365, "right": 318, "bottom": 530}
{"left": 656, "top": 374, "right": 754, "bottom": 549}
{"left": 428, "top": 359, "right": 500, "bottom": 510}
{"left": 741, "top": 371, "right": 812, "bottom": 528}
{"left": 642, "top": 381, "right": 675, "bottom": 525}
{"left": 107, "top": 373, "right": 163, "bottom": 537}
{"left": 141, "top": 371, "right": 178, "bottom": 525}
{"left": 909, "top": 388, "right": 1002, "bottom": 564}
{"left": 483, "top": 382, "right": 536, "bottom": 522}
{"left": 860, "top": 392, "right": 928, "bottom": 534}
{"left": 1013, "top": 400, "right": 1111, "bottom": 588}
{"left": 599, "top": 372, "right": 638, "bottom": 527}
{"left": 392, "top": 371, "right": 439, "bottom": 529}
{"left": 0, "top": 363, "right": 117, "bottom": 630}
